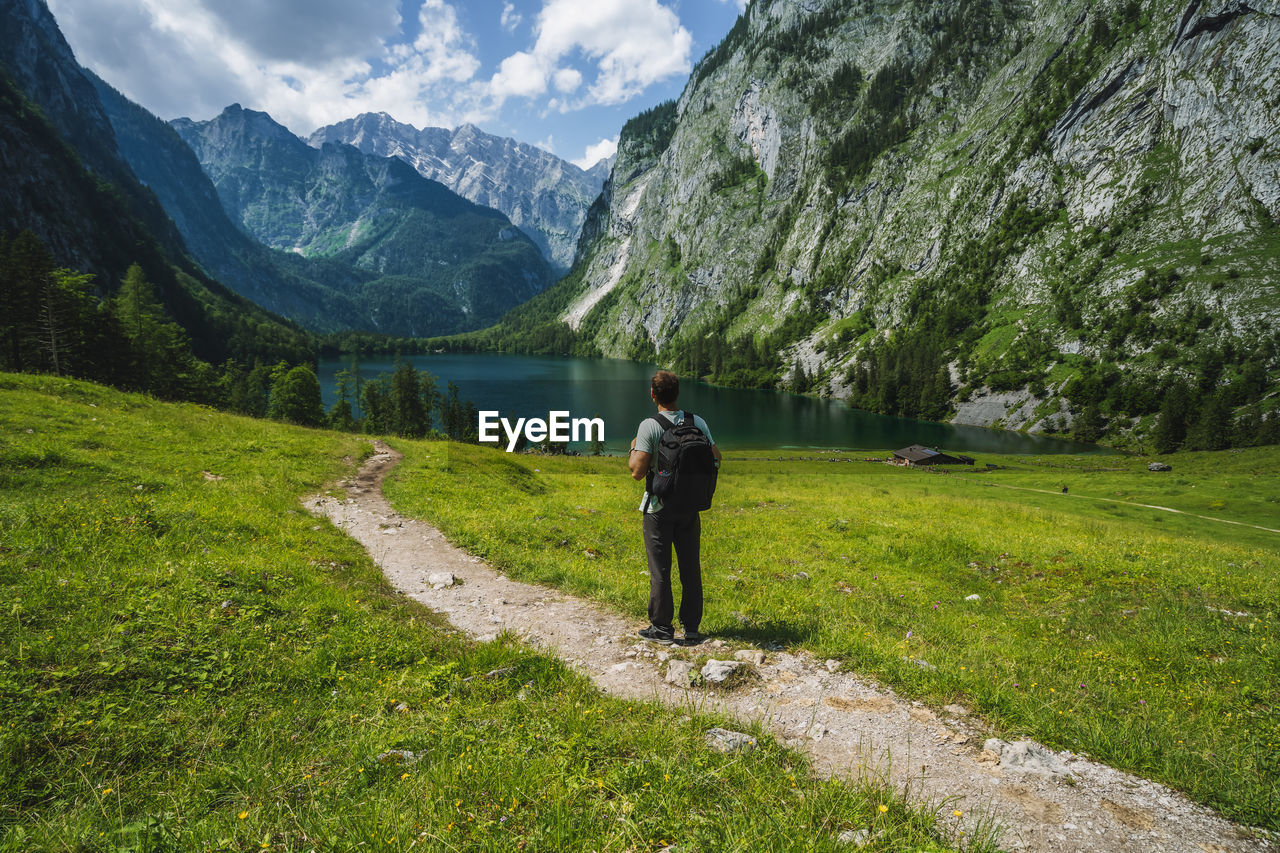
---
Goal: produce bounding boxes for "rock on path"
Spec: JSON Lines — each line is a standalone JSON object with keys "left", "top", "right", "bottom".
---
{"left": 306, "top": 442, "right": 1274, "bottom": 853}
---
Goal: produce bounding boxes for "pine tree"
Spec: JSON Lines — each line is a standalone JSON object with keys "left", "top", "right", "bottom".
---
{"left": 1232, "top": 403, "right": 1262, "bottom": 448}
{"left": 38, "top": 269, "right": 95, "bottom": 376}
{"left": 116, "top": 264, "right": 164, "bottom": 342}
{"left": 329, "top": 367, "right": 358, "bottom": 432}
{"left": 111, "top": 263, "right": 200, "bottom": 396}
{"left": 790, "top": 361, "right": 808, "bottom": 393}
{"left": 360, "top": 378, "right": 390, "bottom": 435}
{"left": 418, "top": 370, "right": 439, "bottom": 433}
{"left": 1, "top": 231, "right": 56, "bottom": 371}
{"left": 390, "top": 360, "right": 428, "bottom": 438}
{"left": 441, "top": 381, "right": 466, "bottom": 440}
{"left": 1072, "top": 402, "right": 1106, "bottom": 444}
{"left": 1186, "top": 392, "right": 1231, "bottom": 451}
{"left": 1256, "top": 412, "right": 1280, "bottom": 447}
{"left": 1153, "top": 381, "right": 1192, "bottom": 454}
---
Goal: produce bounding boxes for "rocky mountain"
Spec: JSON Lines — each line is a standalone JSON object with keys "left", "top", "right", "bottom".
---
{"left": 498, "top": 0, "right": 1280, "bottom": 449}
{"left": 87, "top": 73, "right": 373, "bottom": 333}
{"left": 309, "top": 113, "right": 605, "bottom": 271}
{"left": 0, "top": 0, "right": 313, "bottom": 368}
{"left": 174, "top": 106, "right": 553, "bottom": 337}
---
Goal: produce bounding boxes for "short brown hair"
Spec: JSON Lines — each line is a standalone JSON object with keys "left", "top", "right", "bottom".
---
{"left": 650, "top": 370, "right": 679, "bottom": 406}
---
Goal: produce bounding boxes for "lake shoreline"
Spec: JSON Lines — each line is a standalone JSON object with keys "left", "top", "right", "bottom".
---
{"left": 318, "top": 351, "right": 1105, "bottom": 456}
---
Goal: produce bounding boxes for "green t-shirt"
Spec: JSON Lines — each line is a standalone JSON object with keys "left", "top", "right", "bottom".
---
{"left": 634, "top": 409, "right": 716, "bottom": 514}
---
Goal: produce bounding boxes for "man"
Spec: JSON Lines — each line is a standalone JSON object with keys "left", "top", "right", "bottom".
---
{"left": 628, "top": 370, "right": 721, "bottom": 646}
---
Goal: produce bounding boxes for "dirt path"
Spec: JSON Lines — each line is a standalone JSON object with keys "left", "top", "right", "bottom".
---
{"left": 306, "top": 442, "right": 1274, "bottom": 853}
{"left": 981, "top": 482, "right": 1280, "bottom": 535}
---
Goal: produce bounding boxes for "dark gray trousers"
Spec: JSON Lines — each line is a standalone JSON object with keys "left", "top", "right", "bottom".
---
{"left": 643, "top": 511, "right": 702, "bottom": 632}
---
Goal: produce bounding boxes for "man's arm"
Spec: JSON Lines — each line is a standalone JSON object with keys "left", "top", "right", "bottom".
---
{"left": 628, "top": 438, "right": 651, "bottom": 481}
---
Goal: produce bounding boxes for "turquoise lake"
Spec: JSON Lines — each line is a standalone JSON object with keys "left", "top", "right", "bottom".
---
{"left": 317, "top": 353, "right": 1102, "bottom": 455}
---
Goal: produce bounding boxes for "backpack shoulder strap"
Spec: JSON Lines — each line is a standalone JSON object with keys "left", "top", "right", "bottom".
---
{"left": 649, "top": 413, "right": 676, "bottom": 432}
{"left": 643, "top": 413, "right": 675, "bottom": 508}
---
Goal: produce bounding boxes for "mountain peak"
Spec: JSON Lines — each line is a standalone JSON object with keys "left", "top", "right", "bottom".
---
{"left": 310, "top": 115, "right": 607, "bottom": 271}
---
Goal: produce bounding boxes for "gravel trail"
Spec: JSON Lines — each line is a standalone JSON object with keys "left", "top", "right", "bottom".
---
{"left": 307, "top": 442, "right": 1274, "bottom": 853}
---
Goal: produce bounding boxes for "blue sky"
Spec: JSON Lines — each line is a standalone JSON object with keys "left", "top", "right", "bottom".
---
{"left": 47, "top": 0, "right": 744, "bottom": 169}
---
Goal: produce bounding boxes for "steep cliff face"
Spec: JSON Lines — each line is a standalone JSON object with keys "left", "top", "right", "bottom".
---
{"left": 0, "top": 0, "right": 315, "bottom": 367}
{"left": 549, "top": 0, "right": 1280, "bottom": 445}
{"left": 0, "top": 0, "right": 192, "bottom": 265}
{"left": 89, "top": 74, "right": 371, "bottom": 333}
{"left": 309, "top": 113, "right": 605, "bottom": 271}
{"left": 174, "top": 105, "right": 553, "bottom": 337}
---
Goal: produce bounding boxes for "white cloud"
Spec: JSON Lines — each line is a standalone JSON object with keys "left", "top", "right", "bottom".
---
{"left": 48, "top": 0, "right": 480, "bottom": 135}
{"left": 572, "top": 135, "right": 618, "bottom": 169}
{"left": 193, "top": 0, "right": 400, "bottom": 64}
{"left": 45, "top": 0, "right": 690, "bottom": 160}
{"left": 490, "top": 51, "right": 549, "bottom": 100}
{"left": 552, "top": 67, "right": 582, "bottom": 93}
{"left": 404, "top": 0, "right": 480, "bottom": 83}
{"left": 500, "top": 2, "right": 522, "bottom": 32}
{"left": 489, "top": 0, "right": 691, "bottom": 109}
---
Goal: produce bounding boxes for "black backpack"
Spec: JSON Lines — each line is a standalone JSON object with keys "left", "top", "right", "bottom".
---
{"left": 644, "top": 412, "right": 718, "bottom": 514}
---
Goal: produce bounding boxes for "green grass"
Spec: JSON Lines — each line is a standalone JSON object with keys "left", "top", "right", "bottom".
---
{"left": 385, "top": 441, "right": 1280, "bottom": 831}
{"left": 0, "top": 373, "right": 978, "bottom": 852}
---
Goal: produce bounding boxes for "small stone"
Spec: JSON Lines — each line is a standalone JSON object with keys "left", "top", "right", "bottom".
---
{"left": 609, "top": 662, "right": 638, "bottom": 674}
{"left": 965, "top": 593, "right": 981, "bottom": 601}
{"left": 427, "top": 572, "right": 456, "bottom": 589}
{"left": 733, "top": 649, "right": 766, "bottom": 665}
{"left": 792, "top": 571, "right": 810, "bottom": 580}
{"left": 837, "top": 828, "right": 870, "bottom": 845}
{"left": 945, "top": 704, "right": 969, "bottom": 716}
{"left": 705, "top": 727, "right": 757, "bottom": 753}
{"left": 376, "top": 749, "right": 417, "bottom": 764}
{"left": 905, "top": 657, "right": 937, "bottom": 671}
{"left": 825, "top": 659, "right": 841, "bottom": 673}
{"left": 393, "top": 702, "right": 409, "bottom": 714}
{"left": 219, "top": 600, "right": 233, "bottom": 610}
{"left": 1147, "top": 462, "right": 1172, "bottom": 472}
{"left": 983, "top": 738, "right": 1071, "bottom": 776}
{"left": 701, "top": 659, "right": 744, "bottom": 683}
{"left": 665, "top": 660, "right": 694, "bottom": 687}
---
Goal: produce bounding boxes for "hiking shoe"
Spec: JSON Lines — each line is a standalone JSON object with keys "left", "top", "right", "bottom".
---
{"left": 678, "top": 630, "right": 707, "bottom": 647}
{"left": 638, "top": 625, "right": 675, "bottom": 645}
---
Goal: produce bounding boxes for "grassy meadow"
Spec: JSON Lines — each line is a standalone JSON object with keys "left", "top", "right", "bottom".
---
{"left": 0, "top": 373, "right": 976, "bottom": 853}
{"left": 384, "top": 441, "right": 1280, "bottom": 830}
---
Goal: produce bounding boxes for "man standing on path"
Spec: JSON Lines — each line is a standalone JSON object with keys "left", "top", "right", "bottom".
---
{"left": 628, "top": 370, "right": 721, "bottom": 646}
